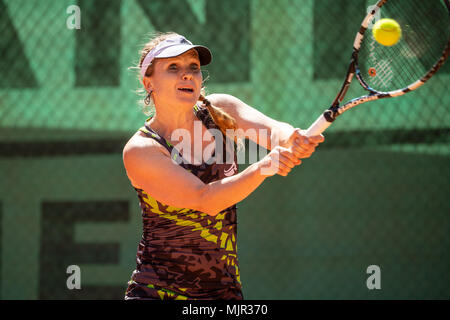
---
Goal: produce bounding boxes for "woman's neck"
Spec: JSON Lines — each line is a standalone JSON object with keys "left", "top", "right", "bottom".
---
{"left": 148, "top": 103, "right": 198, "bottom": 141}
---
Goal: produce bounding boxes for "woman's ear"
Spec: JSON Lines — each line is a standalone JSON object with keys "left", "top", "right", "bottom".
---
{"left": 142, "top": 77, "right": 153, "bottom": 93}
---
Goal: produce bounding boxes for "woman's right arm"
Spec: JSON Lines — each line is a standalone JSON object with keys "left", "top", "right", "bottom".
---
{"left": 123, "top": 141, "right": 299, "bottom": 216}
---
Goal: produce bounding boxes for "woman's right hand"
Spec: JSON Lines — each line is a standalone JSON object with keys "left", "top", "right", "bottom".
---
{"left": 258, "top": 146, "right": 302, "bottom": 177}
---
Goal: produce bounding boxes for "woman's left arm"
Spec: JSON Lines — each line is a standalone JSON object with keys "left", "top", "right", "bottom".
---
{"left": 206, "top": 93, "right": 324, "bottom": 158}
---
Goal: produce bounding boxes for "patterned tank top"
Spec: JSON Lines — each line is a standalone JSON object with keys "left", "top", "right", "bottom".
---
{"left": 125, "top": 105, "right": 242, "bottom": 300}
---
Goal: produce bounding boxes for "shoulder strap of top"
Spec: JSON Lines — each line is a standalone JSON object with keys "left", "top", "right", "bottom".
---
{"left": 138, "top": 117, "right": 175, "bottom": 154}
{"left": 139, "top": 124, "right": 183, "bottom": 164}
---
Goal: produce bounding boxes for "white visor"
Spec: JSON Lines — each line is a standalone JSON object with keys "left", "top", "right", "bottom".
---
{"left": 140, "top": 35, "right": 212, "bottom": 80}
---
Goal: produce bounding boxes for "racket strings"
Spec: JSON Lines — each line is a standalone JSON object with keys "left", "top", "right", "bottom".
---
{"left": 397, "top": 1, "right": 445, "bottom": 79}
{"left": 388, "top": 1, "right": 445, "bottom": 84}
{"left": 358, "top": 0, "right": 449, "bottom": 92}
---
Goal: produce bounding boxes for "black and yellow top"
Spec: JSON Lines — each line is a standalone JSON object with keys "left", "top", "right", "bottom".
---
{"left": 125, "top": 105, "right": 242, "bottom": 300}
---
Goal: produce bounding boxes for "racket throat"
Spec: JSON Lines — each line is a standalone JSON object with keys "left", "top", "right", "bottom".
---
{"left": 324, "top": 105, "right": 340, "bottom": 122}
{"left": 333, "top": 59, "right": 356, "bottom": 105}
{"left": 323, "top": 110, "right": 336, "bottom": 122}
{"left": 328, "top": 59, "right": 357, "bottom": 121}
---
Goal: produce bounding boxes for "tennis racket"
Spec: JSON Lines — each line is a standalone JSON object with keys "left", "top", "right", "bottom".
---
{"left": 305, "top": 0, "right": 450, "bottom": 137}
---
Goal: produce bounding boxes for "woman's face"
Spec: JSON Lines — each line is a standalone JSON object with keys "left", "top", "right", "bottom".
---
{"left": 148, "top": 49, "right": 203, "bottom": 108}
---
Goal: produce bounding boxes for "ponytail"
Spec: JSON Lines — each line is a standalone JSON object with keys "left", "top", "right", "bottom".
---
{"left": 198, "top": 94, "right": 244, "bottom": 151}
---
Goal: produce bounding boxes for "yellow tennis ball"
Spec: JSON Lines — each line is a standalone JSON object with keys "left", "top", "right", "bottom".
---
{"left": 372, "top": 18, "right": 402, "bottom": 46}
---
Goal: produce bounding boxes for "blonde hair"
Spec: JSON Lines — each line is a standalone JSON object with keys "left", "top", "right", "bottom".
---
{"left": 135, "top": 32, "right": 243, "bottom": 149}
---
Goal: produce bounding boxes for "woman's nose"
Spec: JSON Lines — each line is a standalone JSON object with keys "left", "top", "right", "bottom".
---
{"left": 182, "top": 70, "right": 193, "bottom": 80}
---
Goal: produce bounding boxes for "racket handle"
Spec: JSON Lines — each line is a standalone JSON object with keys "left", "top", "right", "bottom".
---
{"left": 305, "top": 113, "right": 333, "bottom": 137}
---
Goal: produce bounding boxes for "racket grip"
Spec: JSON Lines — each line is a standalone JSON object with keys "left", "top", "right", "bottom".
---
{"left": 305, "top": 113, "right": 333, "bottom": 137}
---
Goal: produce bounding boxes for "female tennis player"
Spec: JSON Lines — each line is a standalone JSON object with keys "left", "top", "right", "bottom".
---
{"left": 123, "top": 32, "right": 324, "bottom": 300}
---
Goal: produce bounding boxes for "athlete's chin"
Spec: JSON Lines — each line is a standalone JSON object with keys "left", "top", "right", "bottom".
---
{"left": 175, "top": 94, "right": 199, "bottom": 106}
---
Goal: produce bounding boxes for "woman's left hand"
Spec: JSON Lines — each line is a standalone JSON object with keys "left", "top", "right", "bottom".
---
{"left": 282, "top": 128, "right": 324, "bottom": 159}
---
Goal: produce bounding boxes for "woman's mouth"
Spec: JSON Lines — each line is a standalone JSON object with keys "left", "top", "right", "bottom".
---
{"left": 178, "top": 87, "right": 194, "bottom": 93}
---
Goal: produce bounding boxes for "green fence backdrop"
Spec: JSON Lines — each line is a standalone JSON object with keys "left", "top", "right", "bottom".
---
{"left": 0, "top": 0, "right": 449, "bottom": 299}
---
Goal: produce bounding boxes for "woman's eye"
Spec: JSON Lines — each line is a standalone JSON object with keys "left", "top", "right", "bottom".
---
{"left": 167, "top": 63, "right": 199, "bottom": 72}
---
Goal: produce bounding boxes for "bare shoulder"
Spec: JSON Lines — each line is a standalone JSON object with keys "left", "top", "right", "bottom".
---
{"left": 206, "top": 93, "right": 243, "bottom": 109}
{"left": 122, "top": 130, "right": 170, "bottom": 187}
{"left": 207, "top": 93, "right": 279, "bottom": 137}
{"left": 123, "top": 130, "right": 167, "bottom": 155}
{"left": 121, "top": 130, "right": 206, "bottom": 211}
